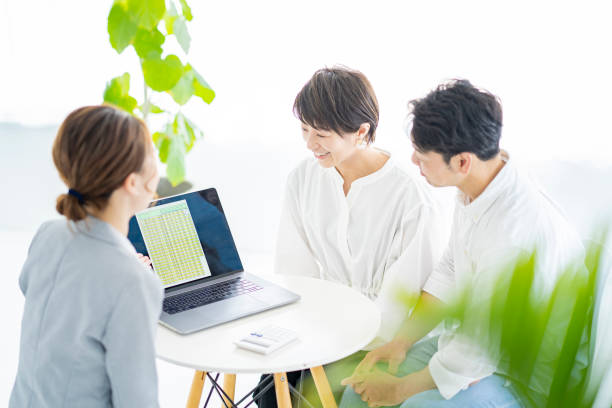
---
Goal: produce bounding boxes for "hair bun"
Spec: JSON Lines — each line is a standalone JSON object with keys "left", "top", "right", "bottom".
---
{"left": 56, "top": 193, "right": 87, "bottom": 221}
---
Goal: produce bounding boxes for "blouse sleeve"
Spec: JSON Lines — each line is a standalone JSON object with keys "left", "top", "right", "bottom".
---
{"left": 102, "top": 271, "right": 163, "bottom": 408}
{"left": 274, "top": 177, "right": 320, "bottom": 278}
{"left": 373, "top": 202, "right": 446, "bottom": 343}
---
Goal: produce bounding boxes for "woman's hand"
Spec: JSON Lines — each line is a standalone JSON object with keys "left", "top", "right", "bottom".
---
{"left": 342, "top": 337, "right": 412, "bottom": 387}
{"left": 136, "top": 253, "right": 152, "bottom": 267}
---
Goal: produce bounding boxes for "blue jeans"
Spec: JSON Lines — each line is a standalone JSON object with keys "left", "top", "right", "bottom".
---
{"left": 339, "top": 336, "right": 523, "bottom": 408}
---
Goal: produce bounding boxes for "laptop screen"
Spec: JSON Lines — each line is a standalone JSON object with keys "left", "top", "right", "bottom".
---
{"left": 127, "top": 188, "right": 244, "bottom": 289}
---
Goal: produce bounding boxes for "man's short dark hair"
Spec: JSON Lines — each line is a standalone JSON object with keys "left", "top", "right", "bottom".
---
{"left": 293, "top": 66, "right": 379, "bottom": 144}
{"left": 408, "top": 79, "right": 503, "bottom": 163}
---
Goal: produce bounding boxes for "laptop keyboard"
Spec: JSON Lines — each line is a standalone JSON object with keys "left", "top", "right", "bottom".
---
{"left": 163, "top": 278, "right": 263, "bottom": 315}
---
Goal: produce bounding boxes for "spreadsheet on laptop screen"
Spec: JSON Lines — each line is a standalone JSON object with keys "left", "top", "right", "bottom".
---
{"left": 127, "top": 188, "right": 244, "bottom": 288}
{"left": 136, "top": 200, "right": 212, "bottom": 287}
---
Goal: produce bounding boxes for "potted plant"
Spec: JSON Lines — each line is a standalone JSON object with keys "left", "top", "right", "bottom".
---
{"left": 103, "top": 0, "right": 214, "bottom": 196}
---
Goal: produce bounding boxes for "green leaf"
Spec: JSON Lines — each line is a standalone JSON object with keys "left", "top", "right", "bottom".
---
{"left": 142, "top": 55, "right": 184, "bottom": 91}
{"left": 148, "top": 103, "right": 165, "bottom": 113}
{"left": 169, "top": 70, "right": 195, "bottom": 105}
{"left": 164, "top": 2, "right": 178, "bottom": 34}
{"left": 132, "top": 27, "right": 164, "bottom": 59}
{"left": 166, "top": 133, "right": 186, "bottom": 185}
{"left": 103, "top": 73, "right": 138, "bottom": 113}
{"left": 126, "top": 0, "right": 166, "bottom": 31}
{"left": 179, "top": 0, "right": 193, "bottom": 21}
{"left": 174, "top": 112, "right": 193, "bottom": 151}
{"left": 180, "top": 113, "right": 203, "bottom": 152}
{"left": 152, "top": 130, "right": 169, "bottom": 161}
{"left": 190, "top": 64, "right": 215, "bottom": 104}
{"left": 173, "top": 16, "right": 191, "bottom": 53}
{"left": 108, "top": 3, "right": 138, "bottom": 53}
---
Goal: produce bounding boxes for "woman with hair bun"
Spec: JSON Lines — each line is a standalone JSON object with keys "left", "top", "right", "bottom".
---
{"left": 10, "top": 105, "right": 163, "bottom": 407}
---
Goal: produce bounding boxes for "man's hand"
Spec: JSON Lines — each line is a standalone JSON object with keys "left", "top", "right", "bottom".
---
{"left": 342, "top": 367, "right": 436, "bottom": 407}
{"left": 344, "top": 369, "right": 407, "bottom": 407}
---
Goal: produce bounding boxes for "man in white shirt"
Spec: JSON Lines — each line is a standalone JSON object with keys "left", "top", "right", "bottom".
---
{"left": 340, "top": 80, "right": 583, "bottom": 407}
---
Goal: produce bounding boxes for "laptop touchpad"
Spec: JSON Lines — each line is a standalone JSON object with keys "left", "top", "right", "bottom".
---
{"left": 166, "top": 295, "right": 268, "bottom": 333}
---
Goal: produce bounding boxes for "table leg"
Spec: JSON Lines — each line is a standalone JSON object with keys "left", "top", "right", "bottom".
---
{"left": 310, "top": 365, "right": 338, "bottom": 408}
{"left": 186, "top": 370, "right": 207, "bottom": 408}
{"left": 274, "top": 372, "right": 293, "bottom": 408}
{"left": 221, "top": 373, "right": 237, "bottom": 408}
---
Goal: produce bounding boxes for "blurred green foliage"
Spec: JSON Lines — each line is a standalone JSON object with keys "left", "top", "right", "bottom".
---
{"left": 443, "top": 235, "right": 608, "bottom": 407}
{"left": 104, "top": 0, "right": 214, "bottom": 186}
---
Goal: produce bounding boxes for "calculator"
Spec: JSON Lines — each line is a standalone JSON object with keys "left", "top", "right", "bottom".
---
{"left": 234, "top": 325, "right": 298, "bottom": 354}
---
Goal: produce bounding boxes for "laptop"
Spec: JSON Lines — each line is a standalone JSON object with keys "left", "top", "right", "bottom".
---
{"left": 127, "top": 187, "right": 300, "bottom": 334}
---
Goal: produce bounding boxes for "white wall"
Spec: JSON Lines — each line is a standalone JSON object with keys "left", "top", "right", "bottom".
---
{"left": 2, "top": 0, "right": 612, "bottom": 160}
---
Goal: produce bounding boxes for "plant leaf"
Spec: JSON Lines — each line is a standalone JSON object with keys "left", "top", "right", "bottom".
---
{"left": 169, "top": 69, "right": 195, "bottom": 105}
{"left": 180, "top": 114, "right": 196, "bottom": 152}
{"left": 142, "top": 55, "right": 184, "bottom": 91}
{"left": 132, "top": 27, "right": 164, "bottom": 59}
{"left": 108, "top": 3, "right": 138, "bottom": 53}
{"left": 173, "top": 16, "right": 191, "bottom": 54}
{"left": 182, "top": 113, "right": 204, "bottom": 138}
{"left": 179, "top": 0, "right": 193, "bottom": 21}
{"left": 166, "top": 134, "right": 186, "bottom": 185}
{"left": 158, "top": 137, "right": 170, "bottom": 163}
{"left": 126, "top": 0, "right": 166, "bottom": 31}
{"left": 103, "top": 73, "right": 138, "bottom": 113}
{"left": 190, "top": 64, "right": 215, "bottom": 104}
{"left": 148, "top": 103, "right": 165, "bottom": 114}
{"left": 163, "top": 1, "right": 178, "bottom": 35}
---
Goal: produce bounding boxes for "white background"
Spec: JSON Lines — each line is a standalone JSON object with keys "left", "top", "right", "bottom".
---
{"left": 2, "top": 0, "right": 612, "bottom": 406}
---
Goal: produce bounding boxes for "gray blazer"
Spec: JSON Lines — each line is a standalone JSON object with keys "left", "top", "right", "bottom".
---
{"left": 10, "top": 216, "right": 164, "bottom": 408}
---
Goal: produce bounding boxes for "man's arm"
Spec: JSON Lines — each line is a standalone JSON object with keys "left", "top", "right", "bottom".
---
{"left": 395, "top": 291, "right": 446, "bottom": 347}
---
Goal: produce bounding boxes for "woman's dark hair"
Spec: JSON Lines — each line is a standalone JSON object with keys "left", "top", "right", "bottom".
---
{"left": 408, "top": 79, "right": 503, "bottom": 163}
{"left": 53, "top": 105, "right": 151, "bottom": 221}
{"left": 293, "top": 66, "right": 379, "bottom": 144}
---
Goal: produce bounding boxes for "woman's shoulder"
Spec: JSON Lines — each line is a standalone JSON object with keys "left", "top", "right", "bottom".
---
{"left": 286, "top": 157, "right": 328, "bottom": 187}
{"left": 379, "top": 156, "right": 441, "bottom": 208}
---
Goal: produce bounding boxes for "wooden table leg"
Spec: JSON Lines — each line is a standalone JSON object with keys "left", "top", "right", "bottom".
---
{"left": 310, "top": 365, "right": 338, "bottom": 408}
{"left": 221, "top": 373, "right": 237, "bottom": 408}
{"left": 274, "top": 372, "right": 293, "bottom": 408}
{"left": 186, "top": 370, "right": 206, "bottom": 408}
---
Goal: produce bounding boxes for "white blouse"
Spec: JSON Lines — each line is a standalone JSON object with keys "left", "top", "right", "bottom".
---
{"left": 274, "top": 150, "right": 446, "bottom": 345}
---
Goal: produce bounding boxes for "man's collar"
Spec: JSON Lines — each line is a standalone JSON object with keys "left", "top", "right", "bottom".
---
{"left": 457, "top": 150, "right": 513, "bottom": 224}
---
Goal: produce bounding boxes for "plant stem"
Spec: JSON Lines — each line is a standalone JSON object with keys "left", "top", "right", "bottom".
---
{"left": 142, "top": 59, "right": 150, "bottom": 124}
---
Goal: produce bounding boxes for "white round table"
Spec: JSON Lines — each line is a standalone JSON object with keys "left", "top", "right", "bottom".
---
{"left": 156, "top": 274, "right": 381, "bottom": 408}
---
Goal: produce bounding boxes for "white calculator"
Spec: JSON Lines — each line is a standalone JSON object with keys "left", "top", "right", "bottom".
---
{"left": 234, "top": 325, "right": 298, "bottom": 355}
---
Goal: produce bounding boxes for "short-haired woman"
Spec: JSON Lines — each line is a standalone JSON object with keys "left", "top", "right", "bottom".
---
{"left": 10, "top": 105, "right": 163, "bottom": 407}
{"left": 256, "top": 67, "right": 446, "bottom": 407}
